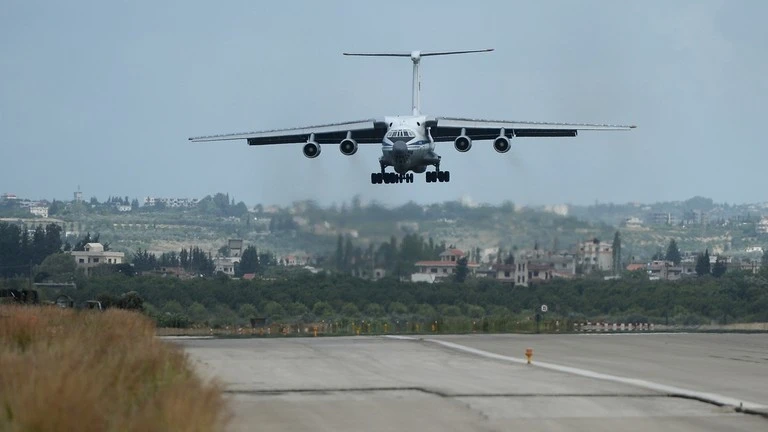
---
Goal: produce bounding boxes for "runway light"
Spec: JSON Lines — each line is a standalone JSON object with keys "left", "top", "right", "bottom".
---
{"left": 525, "top": 348, "right": 533, "bottom": 364}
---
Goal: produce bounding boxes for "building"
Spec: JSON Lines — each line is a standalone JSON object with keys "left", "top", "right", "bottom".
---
{"left": 649, "top": 212, "right": 675, "bottom": 225}
{"left": 577, "top": 238, "right": 613, "bottom": 273}
{"left": 413, "top": 249, "right": 480, "bottom": 280}
{"left": 69, "top": 243, "right": 124, "bottom": 276}
{"left": 143, "top": 197, "right": 199, "bottom": 208}
{"left": 757, "top": 218, "right": 768, "bottom": 234}
{"left": 29, "top": 206, "right": 48, "bottom": 218}
{"left": 682, "top": 209, "right": 709, "bottom": 226}
{"left": 228, "top": 239, "right": 244, "bottom": 258}
{"left": 214, "top": 257, "right": 237, "bottom": 276}
{"left": 623, "top": 217, "right": 643, "bottom": 229}
{"left": 646, "top": 260, "right": 685, "bottom": 281}
{"left": 116, "top": 205, "right": 132, "bottom": 212}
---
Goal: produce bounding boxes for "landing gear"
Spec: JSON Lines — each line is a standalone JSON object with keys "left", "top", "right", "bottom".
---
{"left": 370, "top": 172, "right": 414, "bottom": 184}
{"left": 425, "top": 170, "right": 450, "bottom": 183}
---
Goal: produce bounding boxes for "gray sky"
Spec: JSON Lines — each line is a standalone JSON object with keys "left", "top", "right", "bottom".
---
{"left": 2, "top": 1, "right": 766, "bottom": 207}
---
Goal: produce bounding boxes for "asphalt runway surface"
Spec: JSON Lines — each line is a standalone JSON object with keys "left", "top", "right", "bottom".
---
{"left": 175, "top": 333, "right": 768, "bottom": 431}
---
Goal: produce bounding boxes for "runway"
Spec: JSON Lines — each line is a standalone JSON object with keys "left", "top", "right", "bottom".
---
{"left": 176, "top": 333, "right": 768, "bottom": 431}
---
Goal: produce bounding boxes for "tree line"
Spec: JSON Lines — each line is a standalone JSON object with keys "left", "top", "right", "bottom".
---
{"left": 34, "top": 265, "right": 767, "bottom": 328}
{"left": 132, "top": 247, "right": 216, "bottom": 276}
{"left": 0, "top": 222, "right": 62, "bottom": 278}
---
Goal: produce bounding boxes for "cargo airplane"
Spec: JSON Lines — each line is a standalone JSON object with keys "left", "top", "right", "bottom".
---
{"left": 189, "top": 49, "right": 635, "bottom": 184}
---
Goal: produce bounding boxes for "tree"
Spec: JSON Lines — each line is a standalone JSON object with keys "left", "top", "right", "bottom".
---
{"left": 35, "top": 253, "right": 76, "bottom": 282}
{"left": 238, "top": 303, "right": 258, "bottom": 320}
{"left": 312, "top": 301, "right": 334, "bottom": 318}
{"left": 335, "top": 235, "right": 344, "bottom": 271}
{"left": 665, "top": 239, "right": 681, "bottom": 265}
{"left": 712, "top": 259, "right": 727, "bottom": 278}
{"left": 612, "top": 231, "right": 622, "bottom": 274}
{"left": 237, "top": 246, "right": 259, "bottom": 276}
{"left": 454, "top": 256, "right": 469, "bottom": 283}
{"left": 341, "top": 302, "right": 360, "bottom": 318}
{"left": 118, "top": 291, "right": 144, "bottom": 310}
{"left": 188, "top": 302, "right": 209, "bottom": 323}
{"left": 762, "top": 250, "right": 768, "bottom": 267}
{"left": 695, "top": 249, "right": 711, "bottom": 276}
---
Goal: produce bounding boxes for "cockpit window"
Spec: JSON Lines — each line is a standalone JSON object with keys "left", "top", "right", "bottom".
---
{"left": 387, "top": 129, "right": 415, "bottom": 139}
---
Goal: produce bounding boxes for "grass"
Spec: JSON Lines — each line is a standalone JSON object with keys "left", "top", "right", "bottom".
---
{"left": 0, "top": 306, "right": 228, "bottom": 432}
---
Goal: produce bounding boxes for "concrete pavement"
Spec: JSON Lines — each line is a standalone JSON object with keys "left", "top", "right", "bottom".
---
{"left": 176, "top": 334, "right": 768, "bottom": 431}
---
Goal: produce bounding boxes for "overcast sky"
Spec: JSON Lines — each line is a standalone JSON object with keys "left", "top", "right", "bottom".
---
{"left": 1, "top": 1, "right": 766, "bottom": 207}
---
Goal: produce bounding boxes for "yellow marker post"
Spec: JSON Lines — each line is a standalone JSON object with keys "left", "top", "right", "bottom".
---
{"left": 313, "top": 326, "right": 318, "bottom": 337}
{"left": 525, "top": 348, "right": 533, "bottom": 365}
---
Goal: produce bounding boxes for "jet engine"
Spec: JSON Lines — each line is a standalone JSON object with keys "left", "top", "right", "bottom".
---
{"left": 412, "top": 165, "right": 427, "bottom": 173}
{"left": 493, "top": 135, "right": 511, "bottom": 153}
{"left": 454, "top": 135, "right": 472, "bottom": 152}
{"left": 339, "top": 138, "right": 358, "bottom": 156}
{"left": 303, "top": 141, "right": 321, "bottom": 158}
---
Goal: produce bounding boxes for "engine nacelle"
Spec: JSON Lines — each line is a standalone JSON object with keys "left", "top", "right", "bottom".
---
{"left": 339, "top": 138, "right": 358, "bottom": 156}
{"left": 493, "top": 135, "right": 511, "bottom": 153}
{"left": 303, "top": 141, "right": 321, "bottom": 158}
{"left": 454, "top": 135, "right": 472, "bottom": 152}
{"left": 412, "top": 165, "right": 427, "bottom": 173}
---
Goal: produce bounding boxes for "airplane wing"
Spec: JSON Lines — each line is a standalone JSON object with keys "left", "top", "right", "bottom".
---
{"left": 426, "top": 117, "right": 635, "bottom": 141}
{"left": 189, "top": 119, "right": 388, "bottom": 145}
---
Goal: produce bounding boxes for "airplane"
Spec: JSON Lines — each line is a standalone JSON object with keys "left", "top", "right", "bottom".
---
{"left": 189, "top": 49, "right": 635, "bottom": 184}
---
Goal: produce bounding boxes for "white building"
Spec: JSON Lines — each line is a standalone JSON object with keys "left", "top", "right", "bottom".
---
{"left": 29, "top": 206, "right": 49, "bottom": 218}
{"left": 413, "top": 249, "right": 480, "bottom": 280}
{"left": 623, "top": 217, "right": 643, "bottom": 228}
{"left": 69, "top": 243, "right": 125, "bottom": 276}
{"left": 214, "top": 257, "right": 237, "bottom": 276}
{"left": 143, "top": 197, "right": 199, "bottom": 208}
{"left": 757, "top": 217, "right": 768, "bottom": 234}
{"left": 116, "top": 205, "right": 132, "bottom": 212}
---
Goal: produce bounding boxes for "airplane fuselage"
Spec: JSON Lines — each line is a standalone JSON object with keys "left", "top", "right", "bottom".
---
{"left": 380, "top": 115, "right": 440, "bottom": 175}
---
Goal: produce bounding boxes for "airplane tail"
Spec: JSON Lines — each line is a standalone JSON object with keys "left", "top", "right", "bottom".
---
{"left": 343, "top": 49, "right": 494, "bottom": 115}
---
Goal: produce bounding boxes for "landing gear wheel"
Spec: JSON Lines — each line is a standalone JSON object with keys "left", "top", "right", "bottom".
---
{"left": 444, "top": 171, "right": 450, "bottom": 182}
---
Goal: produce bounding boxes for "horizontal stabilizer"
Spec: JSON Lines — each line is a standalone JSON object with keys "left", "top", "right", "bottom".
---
{"left": 343, "top": 49, "right": 493, "bottom": 58}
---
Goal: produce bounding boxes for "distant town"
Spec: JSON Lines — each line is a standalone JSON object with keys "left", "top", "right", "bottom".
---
{"left": 2, "top": 189, "right": 767, "bottom": 286}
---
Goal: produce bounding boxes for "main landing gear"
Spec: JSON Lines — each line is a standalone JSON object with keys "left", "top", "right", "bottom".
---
{"left": 371, "top": 172, "right": 414, "bottom": 184}
{"left": 425, "top": 169, "right": 450, "bottom": 183}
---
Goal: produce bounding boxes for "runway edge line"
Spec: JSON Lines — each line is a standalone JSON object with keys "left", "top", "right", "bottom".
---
{"left": 383, "top": 335, "right": 768, "bottom": 414}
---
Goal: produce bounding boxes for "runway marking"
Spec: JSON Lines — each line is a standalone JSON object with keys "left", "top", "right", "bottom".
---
{"left": 157, "top": 335, "right": 214, "bottom": 340}
{"left": 385, "top": 335, "right": 768, "bottom": 414}
{"left": 223, "top": 387, "right": 667, "bottom": 399}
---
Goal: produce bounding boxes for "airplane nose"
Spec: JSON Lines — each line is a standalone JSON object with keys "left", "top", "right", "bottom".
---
{"left": 393, "top": 141, "right": 408, "bottom": 154}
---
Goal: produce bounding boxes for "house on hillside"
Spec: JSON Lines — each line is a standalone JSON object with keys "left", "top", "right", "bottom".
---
{"left": 413, "top": 249, "right": 479, "bottom": 282}
{"left": 69, "top": 243, "right": 125, "bottom": 276}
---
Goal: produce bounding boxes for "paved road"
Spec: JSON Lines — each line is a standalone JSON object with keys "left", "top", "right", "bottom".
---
{"left": 176, "top": 334, "right": 768, "bottom": 432}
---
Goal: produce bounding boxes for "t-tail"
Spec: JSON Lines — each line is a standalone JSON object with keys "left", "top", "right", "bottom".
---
{"left": 343, "top": 49, "right": 494, "bottom": 116}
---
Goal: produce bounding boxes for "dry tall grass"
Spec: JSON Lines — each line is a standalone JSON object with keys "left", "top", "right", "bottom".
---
{"left": 0, "top": 306, "right": 228, "bottom": 432}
